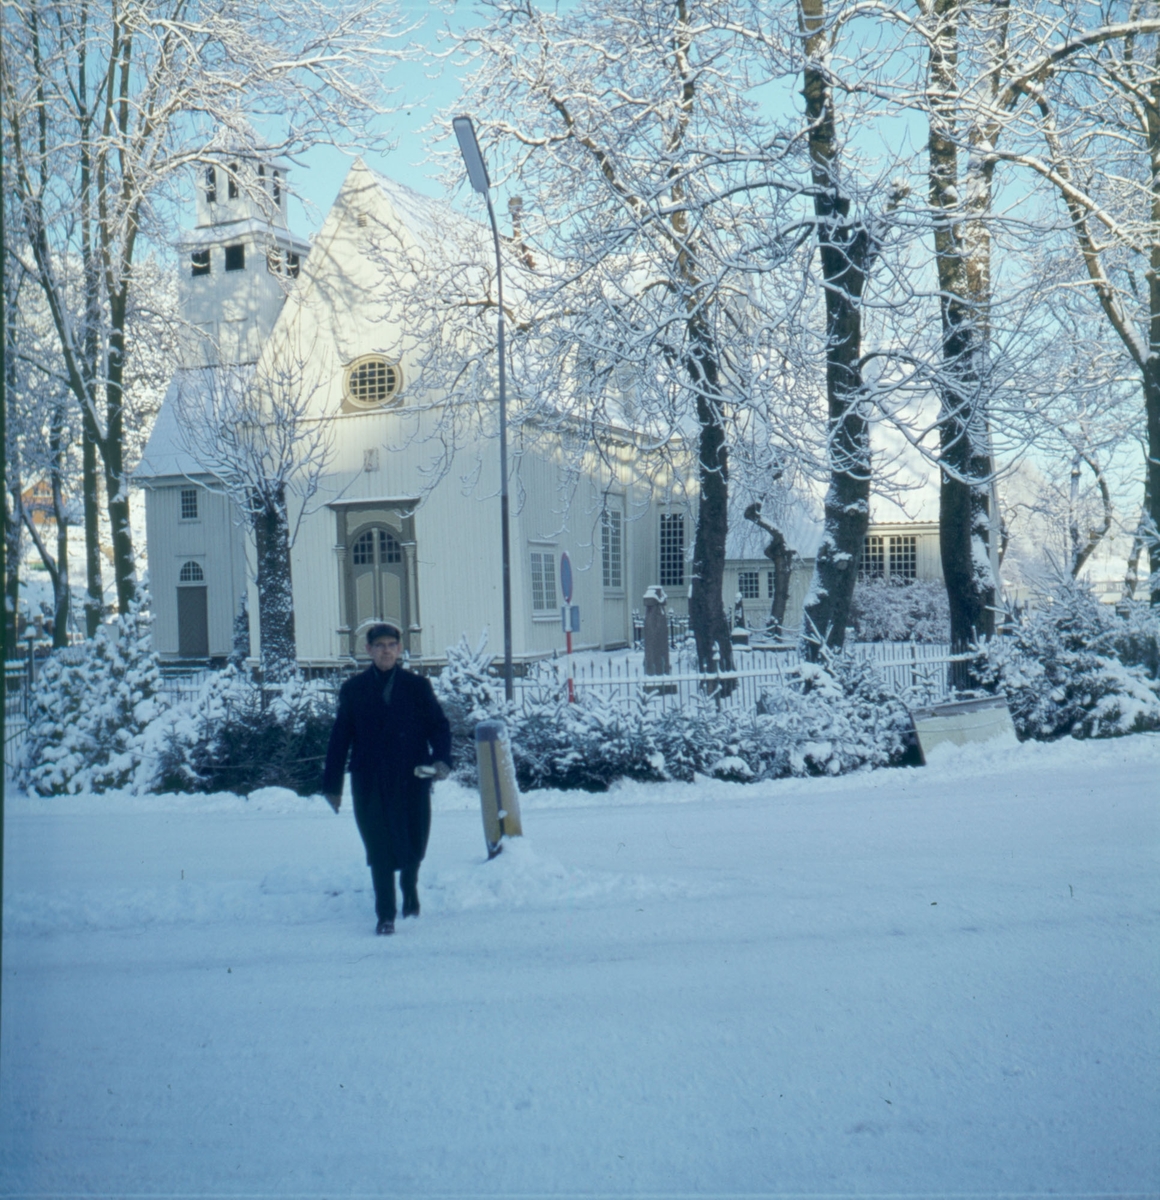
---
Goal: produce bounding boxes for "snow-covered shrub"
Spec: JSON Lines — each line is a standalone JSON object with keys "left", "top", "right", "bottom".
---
{"left": 506, "top": 654, "right": 913, "bottom": 791}
{"left": 850, "top": 578, "right": 950, "bottom": 643}
{"left": 978, "top": 584, "right": 1160, "bottom": 740}
{"left": 152, "top": 669, "right": 337, "bottom": 795}
{"left": 752, "top": 655, "right": 915, "bottom": 776}
{"left": 19, "top": 594, "right": 162, "bottom": 795}
{"left": 432, "top": 634, "right": 507, "bottom": 783}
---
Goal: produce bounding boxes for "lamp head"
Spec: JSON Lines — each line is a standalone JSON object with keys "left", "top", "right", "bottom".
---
{"left": 453, "top": 115, "right": 491, "bottom": 195}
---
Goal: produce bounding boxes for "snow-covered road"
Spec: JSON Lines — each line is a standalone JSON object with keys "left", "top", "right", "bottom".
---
{"left": 3, "top": 734, "right": 1158, "bottom": 1197}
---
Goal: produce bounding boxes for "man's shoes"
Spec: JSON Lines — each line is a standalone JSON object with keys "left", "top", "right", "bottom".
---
{"left": 402, "top": 894, "right": 420, "bottom": 919}
{"left": 375, "top": 918, "right": 395, "bottom": 936}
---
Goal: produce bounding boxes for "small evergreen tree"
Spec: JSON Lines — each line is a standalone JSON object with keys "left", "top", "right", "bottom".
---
{"left": 20, "top": 591, "right": 162, "bottom": 795}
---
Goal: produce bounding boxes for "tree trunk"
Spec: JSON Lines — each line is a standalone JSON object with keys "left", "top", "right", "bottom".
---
{"left": 743, "top": 500, "right": 794, "bottom": 637}
{"left": 926, "top": 0, "right": 996, "bottom": 669}
{"left": 49, "top": 398, "right": 70, "bottom": 647}
{"left": 82, "top": 420, "right": 103, "bottom": 635}
{"left": 103, "top": 321, "right": 137, "bottom": 616}
{"left": 686, "top": 330, "right": 733, "bottom": 675}
{"left": 1145, "top": 359, "right": 1160, "bottom": 605}
{"left": 253, "top": 489, "right": 298, "bottom": 683}
{"left": 800, "top": 0, "right": 873, "bottom": 658}
{"left": 4, "top": 485, "right": 21, "bottom": 658}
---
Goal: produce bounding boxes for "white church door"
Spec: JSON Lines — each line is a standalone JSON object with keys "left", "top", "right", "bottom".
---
{"left": 350, "top": 526, "right": 409, "bottom": 636}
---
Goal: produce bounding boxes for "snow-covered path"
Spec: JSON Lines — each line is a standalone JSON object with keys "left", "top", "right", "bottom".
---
{"left": 2, "top": 735, "right": 1158, "bottom": 1198}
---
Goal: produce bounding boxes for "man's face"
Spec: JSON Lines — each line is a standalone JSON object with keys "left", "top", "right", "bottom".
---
{"left": 368, "top": 636, "right": 401, "bottom": 672}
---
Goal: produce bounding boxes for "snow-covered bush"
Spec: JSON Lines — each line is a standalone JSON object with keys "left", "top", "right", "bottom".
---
{"left": 978, "top": 585, "right": 1160, "bottom": 740}
{"left": 849, "top": 578, "right": 950, "bottom": 643}
{"left": 19, "top": 594, "right": 162, "bottom": 795}
{"left": 507, "top": 654, "right": 914, "bottom": 791}
{"left": 432, "top": 634, "right": 508, "bottom": 784}
{"left": 152, "top": 669, "right": 337, "bottom": 796}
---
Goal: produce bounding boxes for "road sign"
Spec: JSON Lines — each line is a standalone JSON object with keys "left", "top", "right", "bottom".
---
{"left": 560, "top": 552, "right": 573, "bottom": 604}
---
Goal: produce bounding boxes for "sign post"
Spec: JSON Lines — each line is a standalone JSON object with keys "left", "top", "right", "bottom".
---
{"left": 560, "top": 552, "right": 576, "bottom": 703}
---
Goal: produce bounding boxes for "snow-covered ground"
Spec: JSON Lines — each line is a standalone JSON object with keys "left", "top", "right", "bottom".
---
{"left": 2, "top": 734, "right": 1158, "bottom": 1198}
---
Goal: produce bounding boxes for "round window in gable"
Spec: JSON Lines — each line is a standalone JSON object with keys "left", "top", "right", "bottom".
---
{"left": 344, "top": 355, "right": 402, "bottom": 410}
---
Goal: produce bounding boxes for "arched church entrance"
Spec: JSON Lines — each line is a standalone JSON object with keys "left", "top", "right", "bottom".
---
{"left": 333, "top": 499, "right": 420, "bottom": 658}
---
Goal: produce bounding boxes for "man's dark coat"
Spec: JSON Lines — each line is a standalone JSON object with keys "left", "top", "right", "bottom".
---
{"left": 322, "top": 666, "right": 452, "bottom": 870}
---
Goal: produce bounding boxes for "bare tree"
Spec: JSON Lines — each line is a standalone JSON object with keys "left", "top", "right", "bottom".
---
{"left": 443, "top": 0, "right": 812, "bottom": 673}
{"left": 990, "top": 5, "right": 1160, "bottom": 604}
{"left": 173, "top": 349, "right": 335, "bottom": 683}
{"left": 1, "top": 0, "right": 412, "bottom": 626}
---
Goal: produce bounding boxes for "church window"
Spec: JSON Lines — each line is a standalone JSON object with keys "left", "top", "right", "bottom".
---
{"left": 530, "top": 551, "right": 557, "bottom": 612}
{"left": 889, "top": 535, "right": 918, "bottom": 582}
{"left": 287, "top": 252, "right": 301, "bottom": 279}
{"left": 228, "top": 163, "right": 239, "bottom": 199}
{"left": 266, "top": 248, "right": 282, "bottom": 275}
{"left": 225, "top": 243, "right": 245, "bottom": 272}
{"left": 205, "top": 166, "right": 217, "bottom": 203}
{"left": 179, "top": 560, "right": 205, "bottom": 583}
{"left": 601, "top": 508, "right": 622, "bottom": 590}
{"left": 191, "top": 250, "right": 210, "bottom": 277}
{"left": 352, "top": 528, "right": 401, "bottom": 566}
{"left": 859, "top": 536, "right": 885, "bottom": 581}
{"left": 180, "top": 488, "right": 199, "bottom": 520}
{"left": 344, "top": 355, "right": 402, "bottom": 408}
{"left": 273, "top": 170, "right": 281, "bottom": 204}
{"left": 659, "top": 513, "right": 685, "bottom": 587}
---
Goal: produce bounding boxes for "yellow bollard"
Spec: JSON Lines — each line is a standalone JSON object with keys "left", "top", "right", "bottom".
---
{"left": 474, "top": 719, "right": 523, "bottom": 859}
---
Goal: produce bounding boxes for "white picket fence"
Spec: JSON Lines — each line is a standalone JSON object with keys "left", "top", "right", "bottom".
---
{"left": 513, "top": 641, "right": 976, "bottom": 713}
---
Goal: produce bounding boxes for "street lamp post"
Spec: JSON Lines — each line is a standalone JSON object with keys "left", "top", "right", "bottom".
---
{"left": 454, "top": 115, "right": 514, "bottom": 702}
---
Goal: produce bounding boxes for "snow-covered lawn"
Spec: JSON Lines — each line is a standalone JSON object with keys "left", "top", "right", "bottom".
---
{"left": 2, "top": 734, "right": 1158, "bottom": 1198}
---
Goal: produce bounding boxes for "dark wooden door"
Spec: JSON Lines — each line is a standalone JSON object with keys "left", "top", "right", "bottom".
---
{"left": 177, "top": 586, "right": 209, "bottom": 657}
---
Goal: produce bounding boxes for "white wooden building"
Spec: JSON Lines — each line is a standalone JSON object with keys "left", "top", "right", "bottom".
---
{"left": 137, "top": 159, "right": 695, "bottom": 666}
{"left": 138, "top": 157, "right": 944, "bottom": 665}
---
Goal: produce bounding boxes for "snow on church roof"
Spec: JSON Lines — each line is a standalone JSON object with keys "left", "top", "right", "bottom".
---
{"left": 135, "top": 366, "right": 254, "bottom": 482}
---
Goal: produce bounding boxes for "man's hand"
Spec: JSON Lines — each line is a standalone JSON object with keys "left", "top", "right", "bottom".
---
{"left": 324, "top": 793, "right": 342, "bottom": 813}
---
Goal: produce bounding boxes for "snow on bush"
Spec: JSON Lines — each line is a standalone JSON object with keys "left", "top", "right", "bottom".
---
{"left": 19, "top": 594, "right": 162, "bottom": 795}
{"left": 849, "top": 578, "right": 950, "bottom": 643}
{"left": 470, "top": 653, "right": 916, "bottom": 792}
{"left": 978, "top": 584, "right": 1160, "bottom": 740}
{"left": 151, "top": 668, "right": 337, "bottom": 796}
{"left": 432, "top": 633, "right": 509, "bottom": 785}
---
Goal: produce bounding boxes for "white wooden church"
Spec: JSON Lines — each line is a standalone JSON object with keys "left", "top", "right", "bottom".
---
{"left": 136, "top": 157, "right": 700, "bottom": 666}
{"left": 137, "top": 155, "right": 944, "bottom": 667}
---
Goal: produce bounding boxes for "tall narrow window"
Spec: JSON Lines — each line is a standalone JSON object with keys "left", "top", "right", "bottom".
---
{"left": 286, "top": 252, "right": 301, "bottom": 279}
{"left": 739, "top": 570, "right": 760, "bottom": 600}
{"left": 889, "top": 535, "right": 917, "bottom": 582}
{"left": 191, "top": 250, "right": 210, "bottom": 277}
{"left": 228, "top": 163, "right": 239, "bottom": 199}
{"left": 180, "top": 488, "right": 199, "bottom": 520}
{"left": 224, "top": 243, "right": 245, "bottom": 272}
{"left": 530, "top": 551, "right": 557, "bottom": 612}
{"left": 266, "top": 248, "right": 282, "bottom": 275}
{"left": 205, "top": 166, "right": 217, "bottom": 203}
{"left": 858, "top": 536, "right": 885, "bottom": 581}
{"left": 273, "top": 170, "right": 281, "bottom": 204}
{"left": 659, "top": 513, "right": 685, "bottom": 587}
{"left": 601, "top": 509, "right": 623, "bottom": 590}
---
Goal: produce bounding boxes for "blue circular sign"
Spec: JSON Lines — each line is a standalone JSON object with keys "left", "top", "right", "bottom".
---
{"left": 560, "top": 552, "right": 573, "bottom": 604}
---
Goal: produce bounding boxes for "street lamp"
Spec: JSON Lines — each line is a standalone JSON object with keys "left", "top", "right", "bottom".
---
{"left": 454, "top": 114, "right": 514, "bottom": 702}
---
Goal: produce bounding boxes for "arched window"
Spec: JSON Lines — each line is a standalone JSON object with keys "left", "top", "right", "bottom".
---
{"left": 179, "top": 561, "right": 205, "bottom": 583}
{"left": 344, "top": 355, "right": 402, "bottom": 409}
{"left": 351, "top": 528, "right": 401, "bottom": 567}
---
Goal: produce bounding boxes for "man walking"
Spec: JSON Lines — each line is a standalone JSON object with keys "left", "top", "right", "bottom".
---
{"left": 323, "top": 623, "right": 452, "bottom": 935}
